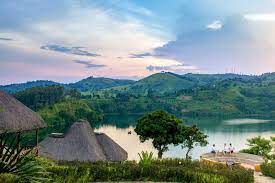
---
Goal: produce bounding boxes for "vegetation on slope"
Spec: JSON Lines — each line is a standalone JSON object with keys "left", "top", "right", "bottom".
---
{"left": 0, "top": 158, "right": 254, "bottom": 183}
{"left": 87, "top": 78, "right": 275, "bottom": 117}
{"left": 68, "top": 76, "right": 134, "bottom": 92}
{"left": 0, "top": 80, "right": 59, "bottom": 94}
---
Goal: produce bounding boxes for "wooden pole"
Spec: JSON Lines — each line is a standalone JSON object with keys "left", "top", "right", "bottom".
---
{"left": 35, "top": 129, "right": 39, "bottom": 155}
{"left": 36, "top": 129, "right": 39, "bottom": 146}
{"left": 17, "top": 132, "right": 21, "bottom": 153}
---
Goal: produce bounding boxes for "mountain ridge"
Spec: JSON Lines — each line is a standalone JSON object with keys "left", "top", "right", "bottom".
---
{"left": 1, "top": 72, "right": 274, "bottom": 94}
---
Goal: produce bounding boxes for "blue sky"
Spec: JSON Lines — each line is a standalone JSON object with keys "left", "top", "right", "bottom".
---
{"left": 0, "top": 0, "right": 275, "bottom": 84}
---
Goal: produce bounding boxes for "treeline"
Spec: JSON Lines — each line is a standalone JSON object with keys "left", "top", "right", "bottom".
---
{"left": 14, "top": 86, "right": 65, "bottom": 111}
{"left": 14, "top": 86, "right": 102, "bottom": 145}
{"left": 14, "top": 86, "right": 82, "bottom": 111}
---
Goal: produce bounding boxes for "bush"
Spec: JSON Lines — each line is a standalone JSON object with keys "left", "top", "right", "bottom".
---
{"left": 138, "top": 151, "right": 154, "bottom": 168}
{"left": 261, "top": 161, "right": 275, "bottom": 178}
{"left": 47, "top": 159, "right": 253, "bottom": 183}
{"left": 0, "top": 173, "right": 19, "bottom": 183}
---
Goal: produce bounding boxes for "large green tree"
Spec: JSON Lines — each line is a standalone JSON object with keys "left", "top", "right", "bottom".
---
{"left": 181, "top": 125, "right": 208, "bottom": 159}
{"left": 134, "top": 110, "right": 183, "bottom": 158}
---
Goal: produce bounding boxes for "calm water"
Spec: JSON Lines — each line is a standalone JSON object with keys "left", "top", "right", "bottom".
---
{"left": 94, "top": 115, "right": 275, "bottom": 160}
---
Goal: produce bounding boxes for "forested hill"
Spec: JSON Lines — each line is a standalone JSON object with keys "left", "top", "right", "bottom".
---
{"left": 0, "top": 80, "right": 60, "bottom": 93}
{"left": 68, "top": 76, "right": 134, "bottom": 92}
{"left": 1, "top": 72, "right": 274, "bottom": 94}
{"left": 103, "top": 72, "right": 275, "bottom": 95}
{"left": 0, "top": 76, "right": 134, "bottom": 93}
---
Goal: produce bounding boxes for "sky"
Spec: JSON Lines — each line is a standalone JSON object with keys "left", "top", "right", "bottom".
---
{"left": 0, "top": 0, "right": 275, "bottom": 84}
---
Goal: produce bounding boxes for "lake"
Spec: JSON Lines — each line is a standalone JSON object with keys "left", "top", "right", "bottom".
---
{"left": 94, "top": 115, "right": 275, "bottom": 160}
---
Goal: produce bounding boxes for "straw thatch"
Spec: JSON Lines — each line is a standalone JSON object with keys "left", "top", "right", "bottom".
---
{"left": 0, "top": 91, "right": 46, "bottom": 134}
{"left": 39, "top": 121, "right": 128, "bottom": 162}
{"left": 96, "top": 133, "right": 128, "bottom": 161}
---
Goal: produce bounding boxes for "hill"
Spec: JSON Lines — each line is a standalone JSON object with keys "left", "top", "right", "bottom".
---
{"left": 127, "top": 72, "right": 197, "bottom": 94}
{"left": 0, "top": 80, "right": 60, "bottom": 93}
{"left": 102, "top": 72, "right": 275, "bottom": 96}
{"left": 68, "top": 76, "right": 134, "bottom": 92}
{"left": 0, "top": 77, "right": 134, "bottom": 93}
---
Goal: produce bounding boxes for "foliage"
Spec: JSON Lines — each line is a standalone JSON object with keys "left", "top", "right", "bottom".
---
{"left": 69, "top": 76, "right": 134, "bottom": 92}
{"left": 0, "top": 173, "right": 19, "bottom": 183}
{"left": 181, "top": 125, "right": 208, "bottom": 159}
{"left": 0, "top": 133, "right": 32, "bottom": 174}
{"left": 261, "top": 161, "right": 275, "bottom": 179}
{"left": 4, "top": 72, "right": 275, "bottom": 117}
{"left": 89, "top": 79, "right": 275, "bottom": 117}
{"left": 0, "top": 80, "right": 59, "bottom": 94}
{"left": 14, "top": 155, "right": 50, "bottom": 183}
{"left": 37, "top": 99, "right": 102, "bottom": 139}
{"left": 20, "top": 99, "right": 102, "bottom": 146}
{"left": 46, "top": 158, "right": 253, "bottom": 183}
{"left": 134, "top": 110, "right": 184, "bottom": 158}
{"left": 14, "top": 85, "right": 65, "bottom": 111}
{"left": 66, "top": 89, "right": 81, "bottom": 99}
{"left": 138, "top": 151, "right": 154, "bottom": 168}
{"left": 240, "top": 136, "right": 273, "bottom": 158}
{"left": 0, "top": 133, "right": 50, "bottom": 183}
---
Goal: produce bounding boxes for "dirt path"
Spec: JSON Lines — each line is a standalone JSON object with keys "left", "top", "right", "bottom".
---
{"left": 254, "top": 172, "right": 275, "bottom": 183}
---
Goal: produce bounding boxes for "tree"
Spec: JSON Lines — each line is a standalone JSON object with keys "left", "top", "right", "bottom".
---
{"left": 67, "top": 89, "right": 81, "bottom": 99}
{"left": 240, "top": 136, "right": 272, "bottom": 158}
{"left": 181, "top": 125, "right": 208, "bottom": 160}
{"left": 134, "top": 110, "right": 183, "bottom": 158}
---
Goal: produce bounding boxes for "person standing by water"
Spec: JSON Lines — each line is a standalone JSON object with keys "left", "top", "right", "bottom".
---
{"left": 211, "top": 144, "right": 217, "bottom": 154}
{"left": 223, "top": 143, "right": 227, "bottom": 155}
{"left": 228, "top": 143, "right": 234, "bottom": 154}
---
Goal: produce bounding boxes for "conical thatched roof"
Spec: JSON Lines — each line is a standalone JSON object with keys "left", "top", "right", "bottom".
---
{"left": 96, "top": 133, "right": 128, "bottom": 161}
{"left": 0, "top": 91, "right": 46, "bottom": 134}
{"left": 39, "top": 121, "right": 128, "bottom": 162}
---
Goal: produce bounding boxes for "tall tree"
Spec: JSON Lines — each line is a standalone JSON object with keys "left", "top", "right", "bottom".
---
{"left": 134, "top": 110, "right": 183, "bottom": 158}
{"left": 181, "top": 125, "right": 208, "bottom": 160}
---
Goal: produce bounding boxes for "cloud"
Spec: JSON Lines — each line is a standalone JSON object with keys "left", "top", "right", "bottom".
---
{"left": 152, "top": 15, "right": 275, "bottom": 74}
{"left": 244, "top": 13, "right": 275, "bottom": 21}
{"left": 206, "top": 20, "right": 223, "bottom": 30}
{"left": 129, "top": 52, "right": 166, "bottom": 58}
{"left": 0, "top": 37, "right": 13, "bottom": 41}
{"left": 146, "top": 64, "right": 199, "bottom": 73}
{"left": 130, "top": 52, "right": 153, "bottom": 58}
{"left": 41, "top": 45, "right": 100, "bottom": 57}
{"left": 73, "top": 60, "right": 106, "bottom": 68}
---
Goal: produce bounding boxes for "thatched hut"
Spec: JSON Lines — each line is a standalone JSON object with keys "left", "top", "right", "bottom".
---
{"left": 0, "top": 91, "right": 46, "bottom": 147}
{"left": 39, "top": 121, "right": 128, "bottom": 162}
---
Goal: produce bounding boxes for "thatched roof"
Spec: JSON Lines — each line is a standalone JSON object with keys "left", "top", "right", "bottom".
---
{"left": 96, "top": 133, "right": 128, "bottom": 161}
{"left": 39, "top": 121, "right": 127, "bottom": 162}
{"left": 0, "top": 91, "right": 46, "bottom": 133}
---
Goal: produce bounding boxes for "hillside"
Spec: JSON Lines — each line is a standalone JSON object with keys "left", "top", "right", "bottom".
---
{"left": 12, "top": 71, "right": 274, "bottom": 118}
{"left": 0, "top": 76, "right": 134, "bottom": 93}
{"left": 0, "top": 80, "right": 60, "bottom": 93}
{"left": 102, "top": 72, "right": 275, "bottom": 96}
{"left": 87, "top": 72, "right": 275, "bottom": 117}
{"left": 2, "top": 72, "right": 274, "bottom": 95}
{"left": 128, "top": 72, "right": 197, "bottom": 94}
{"left": 68, "top": 76, "right": 134, "bottom": 92}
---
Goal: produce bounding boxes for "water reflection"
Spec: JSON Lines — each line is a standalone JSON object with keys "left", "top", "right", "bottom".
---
{"left": 94, "top": 116, "right": 275, "bottom": 160}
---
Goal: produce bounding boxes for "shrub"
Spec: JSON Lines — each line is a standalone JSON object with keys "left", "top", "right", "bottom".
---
{"left": 47, "top": 159, "right": 254, "bottom": 183}
{"left": 240, "top": 136, "right": 272, "bottom": 158}
{"left": 0, "top": 173, "right": 19, "bottom": 183}
{"left": 138, "top": 151, "right": 154, "bottom": 168}
{"left": 261, "top": 161, "right": 275, "bottom": 178}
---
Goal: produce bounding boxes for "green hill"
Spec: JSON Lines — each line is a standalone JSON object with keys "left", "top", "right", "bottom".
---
{"left": 0, "top": 80, "right": 60, "bottom": 93}
{"left": 68, "top": 76, "right": 134, "bottom": 92}
{"left": 0, "top": 77, "right": 134, "bottom": 93}
{"left": 129, "top": 72, "right": 197, "bottom": 94}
